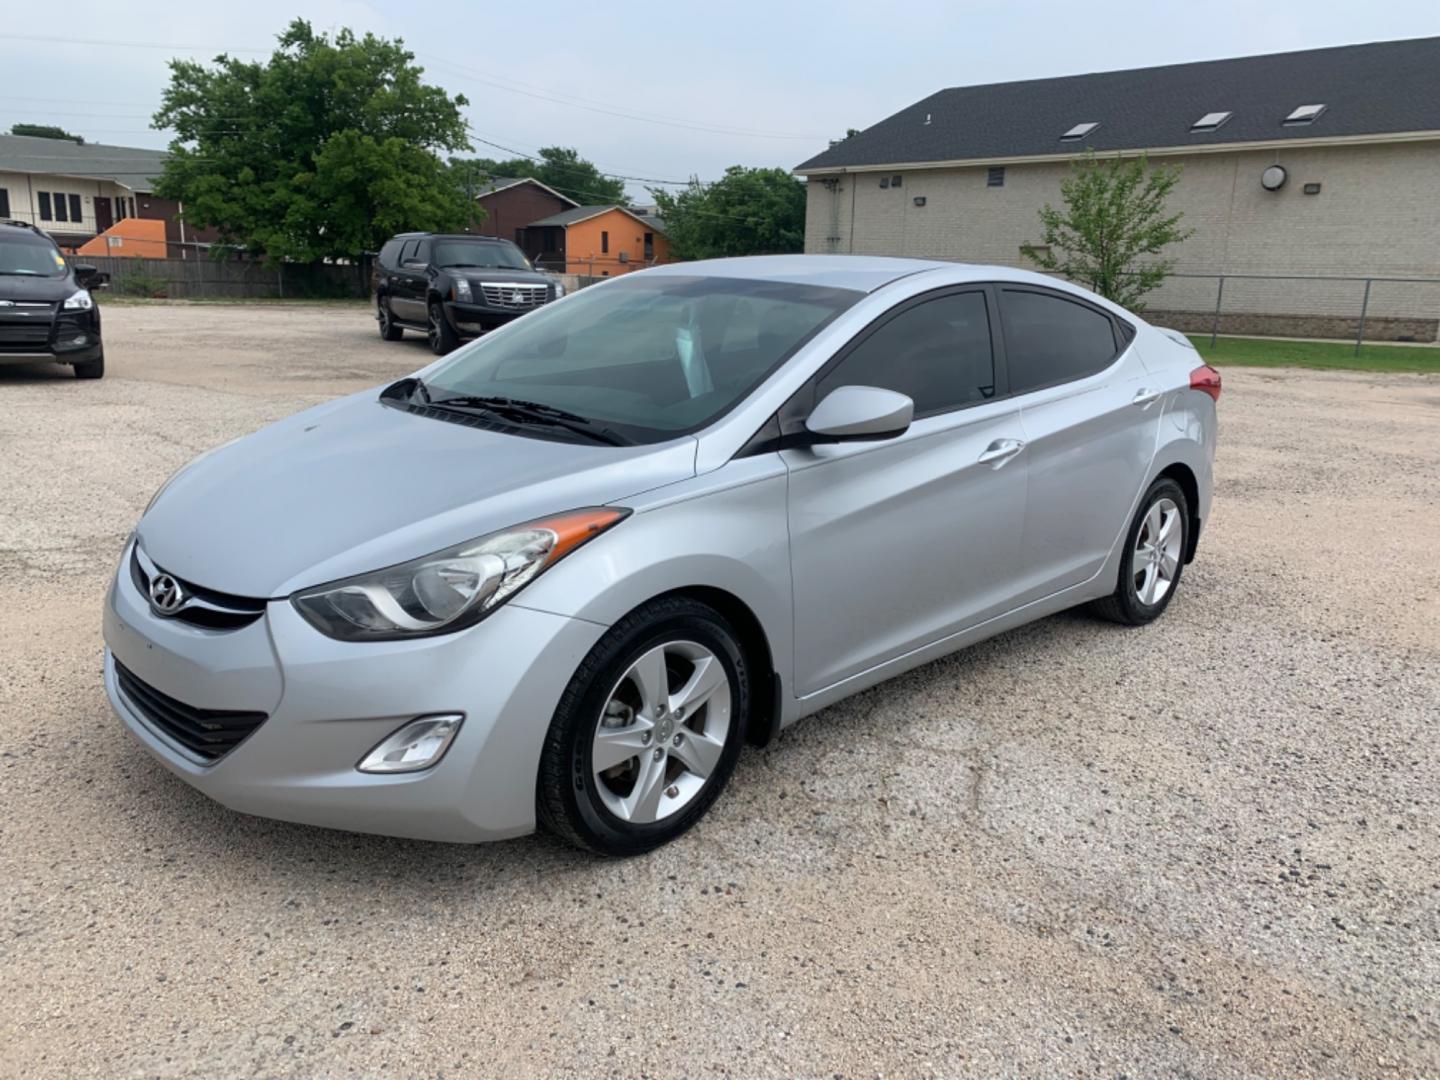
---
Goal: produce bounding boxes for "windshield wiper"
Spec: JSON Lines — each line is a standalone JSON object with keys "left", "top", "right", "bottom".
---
{"left": 430, "top": 394, "right": 629, "bottom": 446}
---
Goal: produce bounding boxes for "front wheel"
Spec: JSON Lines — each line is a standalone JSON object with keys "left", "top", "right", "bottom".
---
{"left": 537, "top": 597, "right": 750, "bottom": 855}
{"left": 427, "top": 300, "right": 458, "bottom": 356}
{"left": 73, "top": 353, "right": 104, "bottom": 379}
{"left": 1090, "top": 477, "right": 1189, "bottom": 625}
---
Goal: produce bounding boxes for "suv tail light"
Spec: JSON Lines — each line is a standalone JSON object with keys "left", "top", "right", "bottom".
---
{"left": 1190, "top": 365, "right": 1222, "bottom": 402}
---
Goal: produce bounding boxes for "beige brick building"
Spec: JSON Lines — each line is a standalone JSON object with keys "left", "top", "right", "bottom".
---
{"left": 796, "top": 38, "right": 1440, "bottom": 340}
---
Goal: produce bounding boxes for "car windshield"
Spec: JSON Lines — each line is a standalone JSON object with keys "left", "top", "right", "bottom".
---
{"left": 0, "top": 236, "right": 67, "bottom": 277}
{"left": 423, "top": 275, "right": 860, "bottom": 443}
{"left": 432, "top": 240, "right": 531, "bottom": 270}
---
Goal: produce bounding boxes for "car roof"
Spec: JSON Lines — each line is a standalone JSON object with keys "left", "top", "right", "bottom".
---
{"left": 389, "top": 233, "right": 514, "bottom": 243}
{"left": 639, "top": 254, "right": 1068, "bottom": 295}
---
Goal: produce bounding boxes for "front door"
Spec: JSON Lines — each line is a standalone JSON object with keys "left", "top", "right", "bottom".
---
{"left": 94, "top": 197, "right": 113, "bottom": 235}
{"left": 997, "top": 286, "right": 1162, "bottom": 604}
{"left": 783, "top": 288, "right": 1028, "bottom": 696}
{"left": 393, "top": 239, "right": 430, "bottom": 322}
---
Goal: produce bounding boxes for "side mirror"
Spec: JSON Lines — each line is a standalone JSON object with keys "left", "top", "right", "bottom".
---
{"left": 804, "top": 385, "right": 913, "bottom": 443}
{"left": 73, "top": 263, "right": 99, "bottom": 287}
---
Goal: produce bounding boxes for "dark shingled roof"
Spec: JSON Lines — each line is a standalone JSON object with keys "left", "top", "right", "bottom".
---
{"left": 526, "top": 205, "right": 667, "bottom": 233}
{"left": 0, "top": 133, "right": 167, "bottom": 189}
{"left": 797, "top": 37, "right": 1440, "bottom": 172}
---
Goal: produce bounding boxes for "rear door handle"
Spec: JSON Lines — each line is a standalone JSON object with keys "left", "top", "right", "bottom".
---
{"left": 1132, "top": 387, "right": 1162, "bottom": 408}
{"left": 978, "top": 438, "right": 1025, "bottom": 467}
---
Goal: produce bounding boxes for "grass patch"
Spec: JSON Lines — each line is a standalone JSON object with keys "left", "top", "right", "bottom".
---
{"left": 1188, "top": 335, "right": 1439, "bottom": 374}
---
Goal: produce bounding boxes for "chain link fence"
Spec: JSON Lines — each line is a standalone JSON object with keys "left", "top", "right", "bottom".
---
{"left": 1138, "top": 273, "right": 1440, "bottom": 353}
{"left": 67, "top": 255, "right": 374, "bottom": 300}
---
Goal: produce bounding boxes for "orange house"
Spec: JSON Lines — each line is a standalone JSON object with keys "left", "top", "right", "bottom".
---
{"left": 518, "top": 205, "right": 670, "bottom": 277}
{"left": 74, "top": 217, "right": 169, "bottom": 259}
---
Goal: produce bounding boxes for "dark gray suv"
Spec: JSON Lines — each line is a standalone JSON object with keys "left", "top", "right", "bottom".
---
{"left": 374, "top": 233, "right": 564, "bottom": 355}
{"left": 0, "top": 220, "right": 107, "bottom": 378}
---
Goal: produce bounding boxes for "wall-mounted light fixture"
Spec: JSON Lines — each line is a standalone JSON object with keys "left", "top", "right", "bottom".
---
{"left": 913, "top": 196, "right": 927, "bottom": 207}
{"left": 1261, "top": 165, "right": 1288, "bottom": 191}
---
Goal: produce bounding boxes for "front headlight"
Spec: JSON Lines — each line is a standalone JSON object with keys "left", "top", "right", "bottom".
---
{"left": 452, "top": 278, "right": 472, "bottom": 302}
{"left": 552, "top": 280, "right": 566, "bottom": 298}
{"left": 292, "top": 507, "right": 627, "bottom": 641}
{"left": 63, "top": 289, "right": 94, "bottom": 311}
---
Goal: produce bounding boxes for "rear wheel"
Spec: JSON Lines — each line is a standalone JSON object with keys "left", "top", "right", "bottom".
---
{"left": 377, "top": 298, "right": 403, "bottom": 341}
{"left": 1090, "top": 477, "right": 1189, "bottom": 625}
{"left": 427, "top": 300, "right": 458, "bottom": 356}
{"left": 537, "top": 597, "right": 749, "bottom": 855}
{"left": 73, "top": 354, "right": 104, "bottom": 380}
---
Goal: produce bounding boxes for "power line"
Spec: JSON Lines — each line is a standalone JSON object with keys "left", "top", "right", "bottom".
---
{"left": 0, "top": 33, "right": 828, "bottom": 142}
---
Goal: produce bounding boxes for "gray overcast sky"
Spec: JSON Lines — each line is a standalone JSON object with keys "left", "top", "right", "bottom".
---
{"left": 2, "top": 1, "right": 1436, "bottom": 199}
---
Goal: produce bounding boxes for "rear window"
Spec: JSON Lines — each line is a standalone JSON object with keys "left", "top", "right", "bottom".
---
{"left": 1000, "top": 289, "right": 1119, "bottom": 393}
{"left": 0, "top": 233, "right": 66, "bottom": 277}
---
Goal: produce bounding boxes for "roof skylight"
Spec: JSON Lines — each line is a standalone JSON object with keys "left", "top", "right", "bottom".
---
{"left": 1284, "top": 104, "right": 1326, "bottom": 125}
{"left": 1060, "top": 122, "right": 1100, "bottom": 141}
{"left": 1192, "top": 111, "right": 1232, "bottom": 132}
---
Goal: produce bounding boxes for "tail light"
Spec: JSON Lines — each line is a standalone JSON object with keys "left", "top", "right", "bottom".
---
{"left": 1190, "top": 365, "right": 1222, "bottom": 402}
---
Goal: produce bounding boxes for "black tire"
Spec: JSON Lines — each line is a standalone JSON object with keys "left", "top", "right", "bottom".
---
{"left": 1090, "top": 477, "right": 1189, "bottom": 626}
{"left": 377, "top": 297, "right": 403, "bottom": 341}
{"left": 536, "top": 596, "right": 750, "bottom": 856}
{"left": 427, "top": 299, "right": 458, "bottom": 356}
{"left": 73, "top": 354, "right": 104, "bottom": 380}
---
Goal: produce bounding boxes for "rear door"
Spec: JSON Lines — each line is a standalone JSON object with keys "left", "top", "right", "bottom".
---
{"left": 783, "top": 287, "right": 1029, "bottom": 696}
{"left": 999, "top": 286, "right": 1161, "bottom": 603}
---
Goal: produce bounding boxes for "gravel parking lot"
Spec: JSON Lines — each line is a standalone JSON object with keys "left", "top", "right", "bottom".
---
{"left": 2, "top": 301, "right": 1437, "bottom": 1078}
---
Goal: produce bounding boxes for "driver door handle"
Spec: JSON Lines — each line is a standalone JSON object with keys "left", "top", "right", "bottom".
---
{"left": 1132, "top": 387, "right": 1163, "bottom": 407}
{"left": 978, "top": 438, "right": 1025, "bottom": 467}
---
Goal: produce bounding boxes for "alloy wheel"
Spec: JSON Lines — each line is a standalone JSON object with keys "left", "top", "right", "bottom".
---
{"left": 1131, "top": 496, "right": 1183, "bottom": 606}
{"left": 591, "top": 640, "right": 732, "bottom": 825}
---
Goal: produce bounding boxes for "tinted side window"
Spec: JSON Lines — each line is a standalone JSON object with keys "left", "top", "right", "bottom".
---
{"left": 400, "top": 239, "right": 421, "bottom": 265}
{"left": 818, "top": 291, "right": 995, "bottom": 417}
{"left": 1001, "top": 289, "right": 1118, "bottom": 393}
{"left": 379, "top": 239, "right": 402, "bottom": 267}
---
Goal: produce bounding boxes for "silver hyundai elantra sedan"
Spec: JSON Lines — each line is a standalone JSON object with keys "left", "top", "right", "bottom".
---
{"left": 104, "top": 256, "right": 1218, "bottom": 854}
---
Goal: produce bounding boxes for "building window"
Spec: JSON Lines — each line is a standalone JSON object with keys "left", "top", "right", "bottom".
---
{"left": 987, "top": 167, "right": 1005, "bottom": 187}
{"left": 891, "top": 174, "right": 902, "bottom": 188}
{"left": 53, "top": 194, "right": 69, "bottom": 223}
{"left": 69, "top": 194, "right": 83, "bottom": 222}
{"left": 644, "top": 232, "right": 654, "bottom": 260}
{"left": 601, "top": 230, "right": 609, "bottom": 254}
{"left": 38, "top": 192, "right": 53, "bottom": 221}
{"left": 0, "top": 188, "right": 9, "bottom": 218}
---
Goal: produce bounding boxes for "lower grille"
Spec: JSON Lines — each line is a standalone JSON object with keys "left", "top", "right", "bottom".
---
{"left": 0, "top": 321, "right": 52, "bottom": 351}
{"left": 115, "top": 661, "right": 268, "bottom": 762}
{"left": 480, "top": 282, "right": 549, "bottom": 311}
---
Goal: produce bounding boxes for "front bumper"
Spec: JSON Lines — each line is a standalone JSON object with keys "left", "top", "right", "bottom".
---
{"left": 102, "top": 542, "right": 606, "bottom": 842}
{"left": 0, "top": 308, "right": 102, "bottom": 364}
{"left": 443, "top": 299, "right": 548, "bottom": 336}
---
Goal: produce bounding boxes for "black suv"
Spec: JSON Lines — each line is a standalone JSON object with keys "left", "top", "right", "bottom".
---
{"left": 374, "top": 233, "right": 563, "bottom": 355}
{"left": 0, "top": 220, "right": 107, "bottom": 379}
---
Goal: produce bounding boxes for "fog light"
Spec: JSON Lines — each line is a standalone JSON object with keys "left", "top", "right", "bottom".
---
{"left": 71, "top": 334, "right": 88, "bottom": 345}
{"left": 356, "top": 714, "right": 463, "bottom": 773}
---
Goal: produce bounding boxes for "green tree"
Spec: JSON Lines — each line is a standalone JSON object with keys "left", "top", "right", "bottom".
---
{"left": 450, "top": 146, "right": 628, "bottom": 206}
{"left": 650, "top": 166, "right": 806, "bottom": 261}
{"left": 11, "top": 123, "right": 84, "bottom": 143}
{"left": 152, "top": 19, "right": 472, "bottom": 261}
{"left": 1021, "top": 150, "right": 1192, "bottom": 309}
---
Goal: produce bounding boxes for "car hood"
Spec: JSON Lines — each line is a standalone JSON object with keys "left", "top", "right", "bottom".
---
{"left": 0, "top": 274, "right": 71, "bottom": 302}
{"left": 445, "top": 267, "right": 551, "bottom": 285}
{"left": 137, "top": 391, "right": 697, "bottom": 597}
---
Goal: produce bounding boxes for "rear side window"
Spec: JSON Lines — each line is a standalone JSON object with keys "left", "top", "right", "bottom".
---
{"left": 1000, "top": 289, "right": 1119, "bottom": 393}
{"left": 818, "top": 291, "right": 995, "bottom": 416}
{"left": 399, "top": 239, "right": 421, "bottom": 265}
{"left": 379, "top": 239, "right": 403, "bottom": 267}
